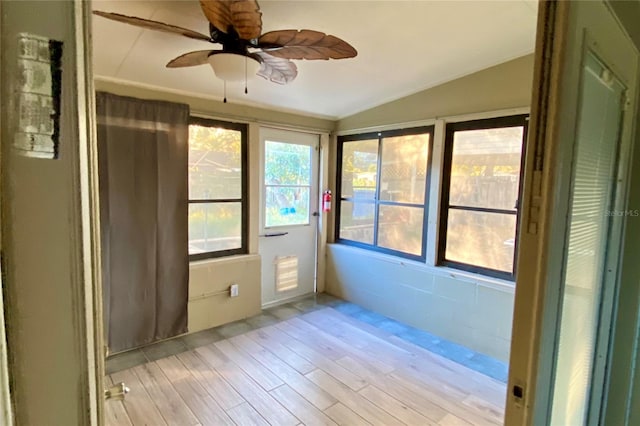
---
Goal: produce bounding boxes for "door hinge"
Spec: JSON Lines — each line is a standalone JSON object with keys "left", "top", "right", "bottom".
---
{"left": 104, "top": 382, "right": 129, "bottom": 401}
{"left": 527, "top": 170, "right": 543, "bottom": 234}
{"left": 622, "top": 91, "right": 631, "bottom": 111}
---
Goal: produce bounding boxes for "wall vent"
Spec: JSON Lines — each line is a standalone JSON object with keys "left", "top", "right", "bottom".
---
{"left": 275, "top": 256, "right": 298, "bottom": 292}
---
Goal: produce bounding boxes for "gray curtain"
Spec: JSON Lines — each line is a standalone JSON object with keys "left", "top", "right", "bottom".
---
{"left": 96, "top": 92, "right": 189, "bottom": 353}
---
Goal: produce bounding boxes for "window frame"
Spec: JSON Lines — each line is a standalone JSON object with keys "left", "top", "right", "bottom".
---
{"left": 335, "top": 126, "right": 434, "bottom": 262}
{"left": 188, "top": 116, "right": 248, "bottom": 261}
{"left": 438, "top": 114, "right": 528, "bottom": 280}
{"left": 263, "top": 140, "right": 314, "bottom": 229}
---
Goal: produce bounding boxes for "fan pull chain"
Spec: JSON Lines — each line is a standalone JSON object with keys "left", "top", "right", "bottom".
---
{"left": 244, "top": 56, "right": 248, "bottom": 95}
{"left": 223, "top": 80, "right": 227, "bottom": 103}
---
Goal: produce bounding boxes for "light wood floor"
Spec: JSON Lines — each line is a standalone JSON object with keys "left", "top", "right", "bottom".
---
{"left": 105, "top": 307, "right": 506, "bottom": 425}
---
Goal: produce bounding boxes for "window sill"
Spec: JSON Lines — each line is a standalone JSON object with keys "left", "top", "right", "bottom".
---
{"left": 189, "top": 253, "right": 260, "bottom": 267}
{"left": 432, "top": 264, "right": 515, "bottom": 293}
{"left": 327, "top": 243, "right": 515, "bottom": 294}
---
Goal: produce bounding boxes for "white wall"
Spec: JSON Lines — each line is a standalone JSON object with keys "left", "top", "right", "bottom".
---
{"left": 327, "top": 55, "right": 534, "bottom": 362}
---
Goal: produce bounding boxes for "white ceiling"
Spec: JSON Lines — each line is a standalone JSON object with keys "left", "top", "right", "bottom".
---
{"left": 92, "top": 0, "right": 538, "bottom": 120}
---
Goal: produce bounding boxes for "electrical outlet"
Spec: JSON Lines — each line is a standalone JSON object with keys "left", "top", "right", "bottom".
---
{"left": 229, "top": 284, "right": 239, "bottom": 297}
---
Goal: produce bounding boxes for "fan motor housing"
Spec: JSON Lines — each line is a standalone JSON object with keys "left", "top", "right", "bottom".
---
{"left": 208, "top": 53, "right": 260, "bottom": 81}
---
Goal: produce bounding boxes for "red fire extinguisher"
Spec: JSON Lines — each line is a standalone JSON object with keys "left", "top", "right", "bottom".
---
{"left": 322, "top": 190, "right": 332, "bottom": 212}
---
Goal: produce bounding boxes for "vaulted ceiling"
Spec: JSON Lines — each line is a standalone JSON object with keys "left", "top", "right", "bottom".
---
{"left": 92, "top": 0, "right": 538, "bottom": 120}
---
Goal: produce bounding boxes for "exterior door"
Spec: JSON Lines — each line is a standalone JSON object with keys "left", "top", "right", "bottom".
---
{"left": 506, "top": 1, "right": 639, "bottom": 425}
{"left": 259, "top": 127, "right": 320, "bottom": 307}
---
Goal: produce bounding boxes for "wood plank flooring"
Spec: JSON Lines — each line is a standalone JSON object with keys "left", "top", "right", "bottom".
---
{"left": 105, "top": 307, "right": 506, "bottom": 425}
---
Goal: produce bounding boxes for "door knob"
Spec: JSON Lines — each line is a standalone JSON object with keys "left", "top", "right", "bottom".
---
{"left": 104, "top": 382, "right": 129, "bottom": 401}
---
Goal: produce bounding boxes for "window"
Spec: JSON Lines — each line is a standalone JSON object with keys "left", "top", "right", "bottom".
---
{"left": 188, "top": 117, "right": 247, "bottom": 260}
{"left": 336, "top": 127, "right": 433, "bottom": 260}
{"left": 264, "top": 141, "right": 312, "bottom": 227}
{"left": 439, "top": 115, "right": 528, "bottom": 279}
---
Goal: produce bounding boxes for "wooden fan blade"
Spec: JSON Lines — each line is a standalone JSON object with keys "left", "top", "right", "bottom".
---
{"left": 166, "top": 50, "right": 217, "bottom": 68}
{"left": 251, "top": 52, "right": 297, "bottom": 85}
{"left": 93, "top": 11, "right": 211, "bottom": 42}
{"left": 199, "top": 0, "right": 262, "bottom": 40}
{"left": 258, "top": 30, "right": 357, "bottom": 60}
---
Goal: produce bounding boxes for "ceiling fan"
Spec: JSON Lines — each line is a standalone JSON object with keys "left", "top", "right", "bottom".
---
{"left": 94, "top": 0, "right": 357, "bottom": 101}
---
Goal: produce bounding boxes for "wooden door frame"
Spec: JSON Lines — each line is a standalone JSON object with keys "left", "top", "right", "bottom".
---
{"left": 76, "top": 0, "right": 106, "bottom": 423}
{"left": 602, "top": 2, "right": 640, "bottom": 424}
{"left": 0, "top": 0, "right": 14, "bottom": 422}
{"left": 0, "top": 270, "right": 12, "bottom": 426}
{"left": 504, "top": 2, "right": 570, "bottom": 423}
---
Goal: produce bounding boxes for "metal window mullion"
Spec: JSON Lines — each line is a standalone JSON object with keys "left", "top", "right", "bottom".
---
{"left": 335, "top": 138, "right": 345, "bottom": 241}
{"left": 340, "top": 197, "right": 376, "bottom": 203}
{"left": 422, "top": 127, "right": 434, "bottom": 261}
{"left": 373, "top": 137, "right": 383, "bottom": 247}
{"left": 188, "top": 198, "right": 243, "bottom": 204}
{"left": 448, "top": 205, "right": 518, "bottom": 215}
{"left": 377, "top": 200, "right": 425, "bottom": 209}
{"left": 512, "top": 117, "right": 529, "bottom": 276}
{"left": 265, "top": 183, "right": 312, "bottom": 188}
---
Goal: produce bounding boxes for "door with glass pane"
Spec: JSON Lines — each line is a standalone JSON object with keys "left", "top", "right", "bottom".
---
{"left": 506, "top": 1, "right": 639, "bottom": 425}
{"left": 549, "top": 48, "right": 631, "bottom": 426}
{"left": 259, "top": 127, "right": 319, "bottom": 306}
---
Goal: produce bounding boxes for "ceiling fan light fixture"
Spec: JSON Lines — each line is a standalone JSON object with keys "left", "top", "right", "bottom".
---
{"left": 94, "top": 2, "right": 357, "bottom": 97}
{"left": 208, "top": 53, "right": 260, "bottom": 82}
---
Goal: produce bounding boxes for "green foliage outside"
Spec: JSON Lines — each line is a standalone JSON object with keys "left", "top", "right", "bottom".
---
{"left": 188, "top": 125, "right": 242, "bottom": 245}
{"left": 341, "top": 140, "right": 378, "bottom": 191}
{"left": 189, "top": 125, "right": 240, "bottom": 158}
{"left": 264, "top": 141, "right": 312, "bottom": 227}
{"left": 264, "top": 141, "right": 310, "bottom": 185}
